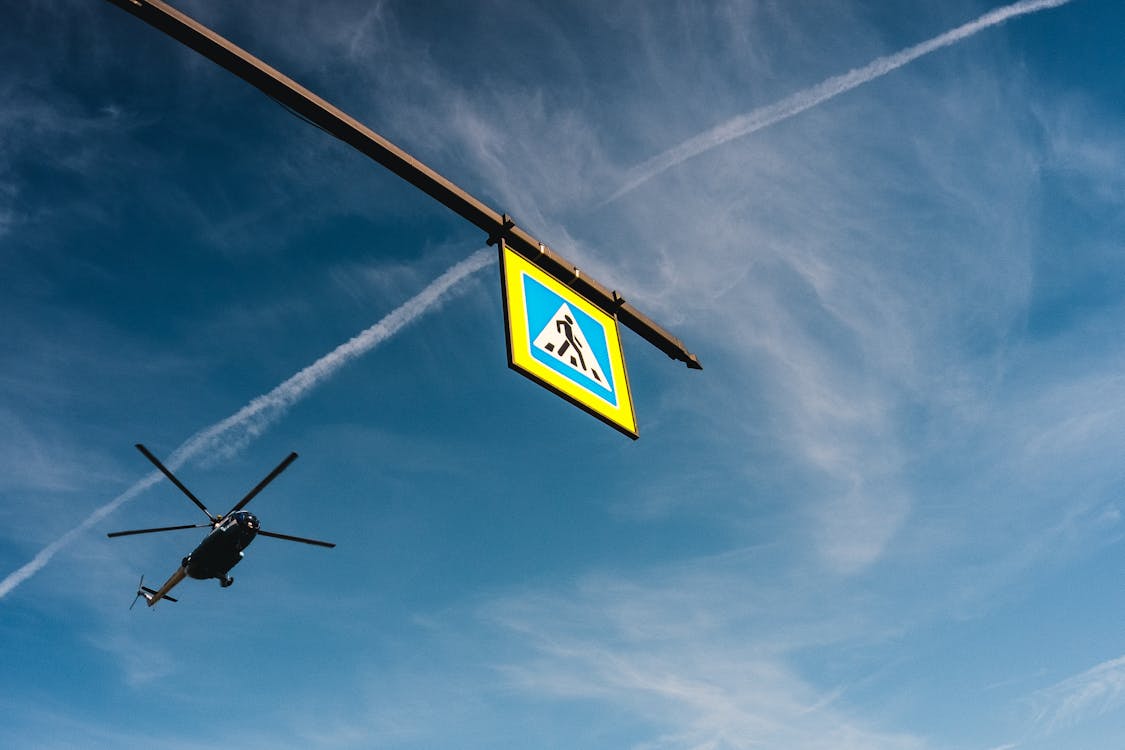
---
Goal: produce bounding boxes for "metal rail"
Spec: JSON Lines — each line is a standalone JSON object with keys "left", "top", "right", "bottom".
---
{"left": 103, "top": 0, "right": 701, "bottom": 369}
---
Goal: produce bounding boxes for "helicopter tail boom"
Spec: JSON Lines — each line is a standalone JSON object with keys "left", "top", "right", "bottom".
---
{"left": 137, "top": 585, "right": 178, "bottom": 605}
{"left": 131, "top": 567, "right": 187, "bottom": 608}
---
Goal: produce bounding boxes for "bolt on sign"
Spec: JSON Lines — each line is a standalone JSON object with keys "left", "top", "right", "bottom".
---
{"left": 499, "top": 241, "right": 638, "bottom": 439}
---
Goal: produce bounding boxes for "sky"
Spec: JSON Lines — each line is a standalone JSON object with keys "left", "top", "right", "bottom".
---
{"left": 2, "top": 0, "right": 1124, "bottom": 748}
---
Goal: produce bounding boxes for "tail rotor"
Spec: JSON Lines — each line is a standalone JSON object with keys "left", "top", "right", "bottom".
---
{"left": 130, "top": 576, "right": 146, "bottom": 610}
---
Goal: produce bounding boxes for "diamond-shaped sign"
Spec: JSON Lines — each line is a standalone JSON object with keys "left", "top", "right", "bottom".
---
{"left": 499, "top": 242, "right": 637, "bottom": 439}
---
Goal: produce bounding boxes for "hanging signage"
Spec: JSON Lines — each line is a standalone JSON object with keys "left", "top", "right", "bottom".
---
{"left": 499, "top": 241, "right": 638, "bottom": 439}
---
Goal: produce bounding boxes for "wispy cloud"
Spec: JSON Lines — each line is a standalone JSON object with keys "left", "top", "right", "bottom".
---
{"left": 482, "top": 562, "right": 925, "bottom": 750}
{"left": 0, "top": 93, "right": 136, "bottom": 238}
{"left": 608, "top": 0, "right": 1074, "bottom": 202}
{"left": 0, "top": 248, "right": 492, "bottom": 600}
{"left": 1033, "top": 655, "right": 1125, "bottom": 731}
{"left": 0, "top": 408, "right": 108, "bottom": 493}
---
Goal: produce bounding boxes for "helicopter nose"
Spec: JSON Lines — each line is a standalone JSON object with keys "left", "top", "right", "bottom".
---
{"left": 235, "top": 512, "right": 259, "bottom": 530}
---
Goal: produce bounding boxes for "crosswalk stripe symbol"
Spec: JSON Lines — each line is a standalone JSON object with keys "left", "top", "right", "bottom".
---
{"left": 532, "top": 303, "right": 611, "bottom": 392}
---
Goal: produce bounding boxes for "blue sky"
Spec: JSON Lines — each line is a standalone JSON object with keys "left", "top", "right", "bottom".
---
{"left": 2, "top": 0, "right": 1124, "bottom": 747}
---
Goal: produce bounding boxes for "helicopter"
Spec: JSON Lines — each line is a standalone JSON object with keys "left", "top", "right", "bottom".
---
{"left": 108, "top": 443, "right": 335, "bottom": 608}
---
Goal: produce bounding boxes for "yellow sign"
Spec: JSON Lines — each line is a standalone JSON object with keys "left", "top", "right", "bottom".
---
{"left": 499, "top": 243, "right": 637, "bottom": 439}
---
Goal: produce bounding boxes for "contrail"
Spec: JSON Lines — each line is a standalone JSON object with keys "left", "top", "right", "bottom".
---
{"left": 0, "top": 248, "right": 493, "bottom": 600}
{"left": 608, "top": 0, "right": 1074, "bottom": 202}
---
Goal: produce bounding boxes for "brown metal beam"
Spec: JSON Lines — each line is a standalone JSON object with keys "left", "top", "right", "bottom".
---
{"left": 102, "top": 0, "right": 701, "bottom": 369}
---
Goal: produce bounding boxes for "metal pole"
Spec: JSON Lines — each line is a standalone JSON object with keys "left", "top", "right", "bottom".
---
{"left": 102, "top": 0, "right": 701, "bottom": 370}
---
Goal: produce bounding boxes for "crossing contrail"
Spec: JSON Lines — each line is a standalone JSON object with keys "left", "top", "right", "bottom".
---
{"left": 608, "top": 0, "right": 1074, "bottom": 202}
{"left": 0, "top": 248, "right": 493, "bottom": 600}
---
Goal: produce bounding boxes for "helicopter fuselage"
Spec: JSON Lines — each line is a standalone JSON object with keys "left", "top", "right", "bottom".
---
{"left": 184, "top": 511, "right": 259, "bottom": 581}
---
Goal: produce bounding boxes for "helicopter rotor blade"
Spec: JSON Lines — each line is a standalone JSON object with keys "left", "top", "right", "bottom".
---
{"left": 107, "top": 523, "right": 211, "bottom": 538}
{"left": 136, "top": 444, "right": 216, "bottom": 521}
{"left": 257, "top": 529, "right": 336, "bottom": 548}
{"left": 224, "top": 452, "right": 298, "bottom": 516}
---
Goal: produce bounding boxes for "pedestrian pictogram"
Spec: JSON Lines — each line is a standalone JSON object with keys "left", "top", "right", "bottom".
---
{"left": 499, "top": 242, "right": 637, "bottom": 439}
{"left": 533, "top": 303, "right": 610, "bottom": 391}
